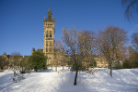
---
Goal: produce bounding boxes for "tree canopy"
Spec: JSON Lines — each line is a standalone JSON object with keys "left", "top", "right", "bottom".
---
{"left": 96, "top": 26, "right": 128, "bottom": 77}
{"left": 28, "top": 50, "right": 47, "bottom": 72}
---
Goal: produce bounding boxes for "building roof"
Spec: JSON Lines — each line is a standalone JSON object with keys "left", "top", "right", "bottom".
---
{"left": 32, "top": 47, "right": 35, "bottom": 51}
{"left": 37, "top": 49, "right": 43, "bottom": 52}
{"left": 46, "top": 7, "right": 55, "bottom": 22}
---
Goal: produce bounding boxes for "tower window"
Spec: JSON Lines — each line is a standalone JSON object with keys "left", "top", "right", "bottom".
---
{"left": 49, "top": 48, "right": 51, "bottom": 52}
{"left": 46, "top": 48, "right": 48, "bottom": 52}
{"left": 46, "top": 31, "right": 48, "bottom": 37}
{"left": 50, "top": 31, "right": 52, "bottom": 37}
{"left": 46, "top": 41, "right": 48, "bottom": 46}
{"left": 50, "top": 41, "right": 51, "bottom": 46}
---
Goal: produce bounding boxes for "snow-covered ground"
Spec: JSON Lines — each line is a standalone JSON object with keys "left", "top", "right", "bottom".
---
{"left": 0, "top": 67, "right": 138, "bottom": 92}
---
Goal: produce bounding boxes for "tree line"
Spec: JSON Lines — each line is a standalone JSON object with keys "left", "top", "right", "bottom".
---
{"left": 0, "top": 50, "right": 47, "bottom": 74}
{"left": 60, "top": 25, "right": 138, "bottom": 85}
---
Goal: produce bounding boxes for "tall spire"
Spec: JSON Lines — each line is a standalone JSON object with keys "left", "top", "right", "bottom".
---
{"left": 49, "top": 7, "right": 51, "bottom": 12}
{"left": 32, "top": 46, "right": 35, "bottom": 51}
{"left": 47, "top": 7, "right": 53, "bottom": 22}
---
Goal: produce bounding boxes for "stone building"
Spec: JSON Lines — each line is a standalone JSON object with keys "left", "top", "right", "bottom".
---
{"left": 32, "top": 8, "right": 55, "bottom": 65}
{"left": 43, "top": 8, "right": 55, "bottom": 64}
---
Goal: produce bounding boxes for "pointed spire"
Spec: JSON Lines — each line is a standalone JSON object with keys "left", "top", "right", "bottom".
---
{"left": 49, "top": 7, "right": 51, "bottom": 12}
{"left": 32, "top": 45, "right": 35, "bottom": 51}
{"left": 47, "top": 7, "right": 53, "bottom": 22}
{"left": 3, "top": 52, "right": 6, "bottom": 55}
{"left": 44, "top": 14, "right": 46, "bottom": 22}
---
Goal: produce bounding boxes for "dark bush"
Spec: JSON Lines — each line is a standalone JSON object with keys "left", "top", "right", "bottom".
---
{"left": 123, "top": 59, "right": 132, "bottom": 68}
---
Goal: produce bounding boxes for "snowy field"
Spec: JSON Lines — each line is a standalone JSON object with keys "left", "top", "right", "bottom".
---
{"left": 0, "top": 67, "right": 138, "bottom": 92}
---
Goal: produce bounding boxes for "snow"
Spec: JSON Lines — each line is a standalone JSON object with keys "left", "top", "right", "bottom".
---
{"left": 0, "top": 67, "right": 138, "bottom": 92}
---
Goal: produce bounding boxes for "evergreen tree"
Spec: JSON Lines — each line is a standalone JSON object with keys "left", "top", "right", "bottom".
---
{"left": 28, "top": 50, "right": 47, "bottom": 72}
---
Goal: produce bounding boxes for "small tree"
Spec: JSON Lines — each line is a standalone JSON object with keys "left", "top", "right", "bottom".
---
{"left": 128, "top": 46, "right": 138, "bottom": 68}
{"left": 123, "top": 59, "right": 132, "bottom": 68}
{"left": 19, "top": 56, "right": 32, "bottom": 74}
{"left": 11, "top": 52, "right": 21, "bottom": 77}
{"left": 0, "top": 56, "right": 9, "bottom": 71}
{"left": 89, "top": 59, "right": 97, "bottom": 68}
{"left": 28, "top": 50, "right": 47, "bottom": 72}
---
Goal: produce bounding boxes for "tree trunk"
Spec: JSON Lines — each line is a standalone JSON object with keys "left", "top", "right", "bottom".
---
{"left": 109, "top": 64, "right": 112, "bottom": 78}
{"left": 14, "top": 65, "right": 15, "bottom": 77}
{"left": 22, "top": 67, "right": 23, "bottom": 76}
{"left": 22, "top": 67, "right": 23, "bottom": 72}
{"left": 55, "top": 65, "right": 57, "bottom": 72}
{"left": 36, "top": 67, "right": 37, "bottom": 72}
{"left": 110, "top": 67, "right": 112, "bottom": 77}
{"left": 74, "top": 68, "right": 78, "bottom": 85}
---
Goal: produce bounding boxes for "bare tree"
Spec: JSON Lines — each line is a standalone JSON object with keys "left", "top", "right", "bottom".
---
{"left": 96, "top": 26, "right": 128, "bottom": 77}
{"left": 131, "top": 33, "right": 138, "bottom": 52}
{"left": 62, "top": 25, "right": 82, "bottom": 85}
{"left": 53, "top": 40, "right": 65, "bottom": 71}
{"left": 19, "top": 56, "right": 32, "bottom": 74}
{"left": 11, "top": 52, "right": 21, "bottom": 77}
{"left": 62, "top": 25, "right": 96, "bottom": 85}
{"left": 122, "top": 0, "right": 138, "bottom": 21}
{"left": 64, "top": 49, "right": 72, "bottom": 66}
{"left": 82, "top": 30, "right": 96, "bottom": 68}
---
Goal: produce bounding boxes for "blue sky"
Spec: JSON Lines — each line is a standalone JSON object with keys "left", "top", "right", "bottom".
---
{"left": 0, "top": 0, "right": 138, "bottom": 55}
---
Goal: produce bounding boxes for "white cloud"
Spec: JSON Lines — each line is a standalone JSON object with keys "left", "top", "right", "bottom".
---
{"left": 129, "top": 24, "right": 138, "bottom": 35}
{"left": 132, "top": 24, "right": 138, "bottom": 32}
{"left": 134, "top": 24, "right": 138, "bottom": 27}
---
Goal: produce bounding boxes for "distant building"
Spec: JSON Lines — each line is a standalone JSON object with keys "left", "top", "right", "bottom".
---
{"left": 32, "top": 7, "right": 55, "bottom": 65}
{"left": 0, "top": 52, "right": 28, "bottom": 69}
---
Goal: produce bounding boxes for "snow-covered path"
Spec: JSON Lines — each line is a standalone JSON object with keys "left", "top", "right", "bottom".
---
{"left": 0, "top": 68, "right": 138, "bottom": 92}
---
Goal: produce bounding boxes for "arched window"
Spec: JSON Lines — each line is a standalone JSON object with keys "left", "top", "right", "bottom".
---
{"left": 46, "top": 31, "right": 48, "bottom": 37}
{"left": 46, "top": 41, "right": 48, "bottom": 46}
{"left": 50, "top": 31, "right": 52, "bottom": 37}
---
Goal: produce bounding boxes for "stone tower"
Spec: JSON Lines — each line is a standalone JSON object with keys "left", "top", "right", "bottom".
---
{"left": 43, "top": 8, "right": 55, "bottom": 64}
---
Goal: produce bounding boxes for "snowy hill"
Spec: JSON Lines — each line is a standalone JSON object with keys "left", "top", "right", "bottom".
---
{"left": 0, "top": 67, "right": 138, "bottom": 92}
